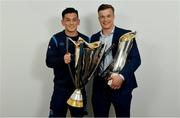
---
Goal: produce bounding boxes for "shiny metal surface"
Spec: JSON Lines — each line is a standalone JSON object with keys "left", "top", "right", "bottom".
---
{"left": 101, "top": 31, "right": 136, "bottom": 78}
{"left": 67, "top": 37, "right": 105, "bottom": 107}
{"left": 67, "top": 89, "right": 83, "bottom": 108}
{"left": 113, "top": 31, "right": 136, "bottom": 72}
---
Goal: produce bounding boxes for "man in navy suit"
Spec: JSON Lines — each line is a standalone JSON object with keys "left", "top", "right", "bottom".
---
{"left": 46, "top": 7, "right": 88, "bottom": 117}
{"left": 91, "top": 4, "right": 141, "bottom": 117}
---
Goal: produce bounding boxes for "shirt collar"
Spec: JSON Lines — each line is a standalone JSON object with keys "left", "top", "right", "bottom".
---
{"left": 100, "top": 26, "right": 115, "bottom": 37}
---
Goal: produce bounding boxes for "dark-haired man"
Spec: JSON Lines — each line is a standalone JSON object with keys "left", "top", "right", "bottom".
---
{"left": 46, "top": 7, "right": 88, "bottom": 117}
{"left": 91, "top": 4, "right": 141, "bottom": 117}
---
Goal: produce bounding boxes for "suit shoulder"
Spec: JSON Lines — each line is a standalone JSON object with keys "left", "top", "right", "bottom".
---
{"left": 91, "top": 31, "right": 101, "bottom": 40}
{"left": 92, "top": 31, "right": 100, "bottom": 37}
{"left": 115, "top": 27, "right": 131, "bottom": 33}
{"left": 79, "top": 33, "right": 89, "bottom": 41}
{"left": 53, "top": 31, "right": 64, "bottom": 38}
{"left": 50, "top": 31, "right": 66, "bottom": 44}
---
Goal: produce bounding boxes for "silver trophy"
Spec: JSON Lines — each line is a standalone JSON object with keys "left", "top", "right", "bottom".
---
{"left": 66, "top": 37, "right": 105, "bottom": 107}
{"left": 101, "top": 31, "right": 136, "bottom": 83}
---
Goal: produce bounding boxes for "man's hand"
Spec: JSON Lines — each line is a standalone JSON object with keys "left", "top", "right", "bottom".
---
{"left": 64, "top": 53, "right": 71, "bottom": 64}
{"left": 107, "top": 73, "right": 124, "bottom": 90}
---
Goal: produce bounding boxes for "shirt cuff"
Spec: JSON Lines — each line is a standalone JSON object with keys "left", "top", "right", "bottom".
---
{"left": 119, "top": 74, "right": 125, "bottom": 81}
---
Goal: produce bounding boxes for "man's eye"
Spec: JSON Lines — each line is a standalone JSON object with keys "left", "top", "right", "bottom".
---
{"left": 107, "top": 15, "right": 111, "bottom": 18}
{"left": 73, "top": 19, "right": 77, "bottom": 21}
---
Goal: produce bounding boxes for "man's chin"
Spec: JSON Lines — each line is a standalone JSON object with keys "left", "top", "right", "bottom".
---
{"left": 102, "top": 26, "right": 111, "bottom": 30}
{"left": 68, "top": 29, "right": 77, "bottom": 32}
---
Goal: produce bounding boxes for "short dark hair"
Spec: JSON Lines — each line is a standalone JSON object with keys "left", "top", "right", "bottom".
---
{"left": 98, "top": 4, "right": 114, "bottom": 13}
{"left": 62, "top": 7, "right": 78, "bottom": 19}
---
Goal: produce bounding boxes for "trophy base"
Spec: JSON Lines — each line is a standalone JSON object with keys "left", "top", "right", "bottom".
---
{"left": 67, "top": 89, "right": 83, "bottom": 108}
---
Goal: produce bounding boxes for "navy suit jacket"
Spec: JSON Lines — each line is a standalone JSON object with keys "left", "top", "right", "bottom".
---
{"left": 90, "top": 26, "right": 141, "bottom": 93}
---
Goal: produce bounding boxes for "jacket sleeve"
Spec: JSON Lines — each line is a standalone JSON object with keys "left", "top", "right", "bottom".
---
{"left": 46, "top": 37, "right": 65, "bottom": 68}
{"left": 120, "top": 39, "right": 141, "bottom": 81}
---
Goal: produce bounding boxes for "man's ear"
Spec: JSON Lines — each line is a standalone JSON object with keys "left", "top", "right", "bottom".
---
{"left": 77, "top": 19, "right": 80, "bottom": 26}
{"left": 61, "top": 19, "right": 64, "bottom": 26}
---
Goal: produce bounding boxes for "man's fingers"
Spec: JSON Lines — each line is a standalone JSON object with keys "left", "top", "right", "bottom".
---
{"left": 64, "top": 53, "right": 71, "bottom": 64}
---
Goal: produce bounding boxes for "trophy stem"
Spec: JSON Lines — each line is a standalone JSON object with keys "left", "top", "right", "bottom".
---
{"left": 67, "top": 89, "right": 83, "bottom": 108}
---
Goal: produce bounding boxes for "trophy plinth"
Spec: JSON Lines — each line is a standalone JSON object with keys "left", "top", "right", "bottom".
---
{"left": 67, "top": 89, "right": 83, "bottom": 108}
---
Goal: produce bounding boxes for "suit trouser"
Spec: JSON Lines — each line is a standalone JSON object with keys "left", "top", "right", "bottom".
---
{"left": 92, "top": 78, "right": 132, "bottom": 117}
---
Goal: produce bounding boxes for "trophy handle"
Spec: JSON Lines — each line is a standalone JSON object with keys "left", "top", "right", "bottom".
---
{"left": 87, "top": 44, "right": 106, "bottom": 81}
